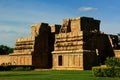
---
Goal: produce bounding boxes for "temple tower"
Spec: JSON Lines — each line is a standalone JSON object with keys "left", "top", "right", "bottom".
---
{"left": 52, "top": 17, "right": 101, "bottom": 70}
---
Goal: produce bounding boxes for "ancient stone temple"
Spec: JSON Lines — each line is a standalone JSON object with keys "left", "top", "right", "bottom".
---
{"left": 52, "top": 17, "right": 99, "bottom": 70}
{"left": 52, "top": 17, "right": 118, "bottom": 70}
{"left": 0, "top": 16, "right": 120, "bottom": 70}
{"left": 13, "top": 23, "right": 52, "bottom": 68}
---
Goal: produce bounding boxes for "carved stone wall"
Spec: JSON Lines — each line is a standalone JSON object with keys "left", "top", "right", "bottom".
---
{"left": 52, "top": 17, "right": 115, "bottom": 70}
{"left": 0, "top": 16, "right": 119, "bottom": 70}
{"left": 0, "top": 55, "right": 11, "bottom": 65}
{"left": 114, "top": 50, "right": 120, "bottom": 58}
{"left": 13, "top": 23, "right": 51, "bottom": 68}
{"left": 0, "top": 23, "right": 51, "bottom": 68}
{"left": 32, "top": 23, "right": 51, "bottom": 68}
{"left": 14, "top": 37, "right": 35, "bottom": 54}
{"left": 52, "top": 17, "right": 101, "bottom": 70}
{"left": 10, "top": 54, "right": 32, "bottom": 65}
{"left": 52, "top": 51, "right": 84, "bottom": 70}
{"left": 62, "top": 17, "right": 100, "bottom": 32}
{"left": 54, "top": 32, "right": 83, "bottom": 51}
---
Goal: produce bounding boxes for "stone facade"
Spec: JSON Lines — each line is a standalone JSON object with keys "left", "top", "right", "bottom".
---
{"left": 0, "top": 23, "right": 51, "bottom": 68}
{"left": 0, "top": 16, "right": 120, "bottom": 70}
{"left": 52, "top": 17, "right": 99, "bottom": 70}
{"left": 0, "top": 55, "right": 11, "bottom": 65}
{"left": 52, "top": 17, "right": 119, "bottom": 70}
{"left": 114, "top": 50, "right": 120, "bottom": 58}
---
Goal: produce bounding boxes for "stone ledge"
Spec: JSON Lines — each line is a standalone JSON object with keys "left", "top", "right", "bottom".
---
{"left": 9, "top": 52, "right": 32, "bottom": 55}
{"left": 52, "top": 50, "right": 95, "bottom": 54}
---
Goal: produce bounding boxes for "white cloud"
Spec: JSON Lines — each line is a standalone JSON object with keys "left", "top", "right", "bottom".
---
{"left": 79, "top": 7, "right": 98, "bottom": 12}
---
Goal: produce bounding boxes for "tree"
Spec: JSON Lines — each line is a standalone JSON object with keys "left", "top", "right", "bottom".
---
{"left": 0, "top": 45, "right": 13, "bottom": 55}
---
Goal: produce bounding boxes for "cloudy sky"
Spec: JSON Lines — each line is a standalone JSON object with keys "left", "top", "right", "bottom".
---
{"left": 0, "top": 0, "right": 120, "bottom": 47}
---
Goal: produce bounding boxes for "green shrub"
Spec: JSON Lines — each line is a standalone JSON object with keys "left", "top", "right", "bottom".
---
{"left": 92, "top": 66, "right": 120, "bottom": 77}
{"left": 101, "top": 67, "right": 114, "bottom": 77}
{"left": 105, "top": 57, "right": 120, "bottom": 67}
{"left": 114, "top": 67, "right": 120, "bottom": 77}
{"left": 12, "top": 67, "right": 32, "bottom": 71}
{"left": 12, "top": 67, "right": 24, "bottom": 71}
{"left": 92, "top": 67, "right": 103, "bottom": 77}
{"left": 0, "top": 65, "right": 35, "bottom": 71}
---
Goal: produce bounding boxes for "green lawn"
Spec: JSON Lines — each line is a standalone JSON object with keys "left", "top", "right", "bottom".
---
{"left": 0, "top": 70, "right": 119, "bottom": 80}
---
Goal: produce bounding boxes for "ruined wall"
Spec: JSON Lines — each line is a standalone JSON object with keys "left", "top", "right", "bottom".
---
{"left": 81, "top": 17, "right": 100, "bottom": 31}
{"left": 52, "top": 52, "right": 84, "bottom": 70}
{"left": 0, "top": 16, "right": 118, "bottom": 70}
{"left": 67, "top": 17, "right": 100, "bottom": 32}
{"left": 51, "top": 24, "right": 61, "bottom": 34}
{"left": 54, "top": 32, "right": 83, "bottom": 51}
{"left": 32, "top": 23, "right": 51, "bottom": 68}
{"left": 83, "top": 32, "right": 115, "bottom": 64}
{"left": 0, "top": 55, "right": 32, "bottom": 65}
{"left": 0, "top": 37, "right": 34, "bottom": 66}
{"left": 52, "top": 30, "right": 98, "bottom": 70}
{"left": 52, "top": 50, "right": 97, "bottom": 70}
{"left": 114, "top": 50, "right": 120, "bottom": 58}
{"left": 14, "top": 37, "right": 35, "bottom": 54}
{"left": 10, "top": 54, "right": 32, "bottom": 65}
{"left": 52, "top": 31, "right": 84, "bottom": 70}
{"left": 70, "top": 18, "right": 81, "bottom": 32}
{"left": 52, "top": 17, "right": 110, "bottom": 70}
{"left": 0, "top": 55, "right": 11, "bottom": 65}
{"left": 50, "top": 24, "right": 61, "bottom": 51}
{"left": 10, "top": 35, "right": 35, "bottom": 66}
{"left": 83, "top": 51, "right": 98, "bottom": 69}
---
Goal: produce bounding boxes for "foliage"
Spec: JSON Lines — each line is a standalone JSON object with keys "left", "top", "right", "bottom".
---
{"left": 114, "top": 67, "right": 120, "bottom": 77}
{"left": 105, "top": 57, "right": 120, "bottom": 67}
{"left": 92, "top": 66, "right": 120, "bottom": 77}
{"left": 0, "top": 45, "right": 13, "bottom": 55}
{"left": 0, "top": 65, "right": 35, "bottom": 71}
{"left": 12, "top": 67, "right": 32, "bottom": 71}
{"left": 93, "top": 57, "right": 120, "bottom": 77}
{"left": 92, "top": 67, "right": 103, "bottom": 77}
{"left": 101, "top": 67, "right": 114, "bottom": 77}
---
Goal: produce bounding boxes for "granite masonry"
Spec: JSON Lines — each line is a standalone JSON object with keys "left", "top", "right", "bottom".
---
{"left": 0, "top": 17, "right": 120, "bottom": 70}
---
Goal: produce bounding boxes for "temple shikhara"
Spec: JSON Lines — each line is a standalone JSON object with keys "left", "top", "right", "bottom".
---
{"left": 0, "top": 16, "right": 120, "bottom": 70}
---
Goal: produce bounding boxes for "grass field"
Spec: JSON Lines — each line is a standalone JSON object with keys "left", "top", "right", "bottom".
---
{"left": 0, "top": 70, "right": 120, "bottom": 80}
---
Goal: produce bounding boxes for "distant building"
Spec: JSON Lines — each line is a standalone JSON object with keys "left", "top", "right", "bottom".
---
{"left": 0, "top": 17, "right": 120, "bottom": 70}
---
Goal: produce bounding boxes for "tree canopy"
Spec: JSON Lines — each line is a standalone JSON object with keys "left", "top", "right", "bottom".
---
{"left": 0, "top": 45, "right": 13, "bottom": 55}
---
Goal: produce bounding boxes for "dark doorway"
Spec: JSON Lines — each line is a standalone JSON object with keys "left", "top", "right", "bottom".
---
{"left": 58, "top": 55, "right": 62, "bottom": 66}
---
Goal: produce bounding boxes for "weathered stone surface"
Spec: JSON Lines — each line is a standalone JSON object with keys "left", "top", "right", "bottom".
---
{"left": 0, "top": 16, "right": 119, "bottom": 70}
{"left": 52, "top": 17, "right": 101, "bottom": 70}
{"left": 52, "top": 17, "right": 118, "bottom": 70}
{"left": 114, "top": 50, "right": 120, "bottom": 58}
{"left": 0, "top": 23, "right": 51, "bottom": 68}
{"left": 61, "top": 17, "right": 100, "bottom": 32}
{"left": 51, "top": 24, "right": 61, "bottom": 34}
{"left": 0, "top": 55, "right": 11, "bottom": 65}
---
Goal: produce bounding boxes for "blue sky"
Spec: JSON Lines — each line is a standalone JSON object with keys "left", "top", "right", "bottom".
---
{"left": 0, "top": 0, "right": 120, "bottom": 47}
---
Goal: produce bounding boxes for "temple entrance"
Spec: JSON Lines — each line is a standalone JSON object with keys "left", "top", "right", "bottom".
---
{"left": 58, "top": 55, "right": 62, "bottom": 66}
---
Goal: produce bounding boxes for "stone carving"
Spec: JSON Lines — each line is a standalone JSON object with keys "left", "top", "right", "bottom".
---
{"left": 0, "top": 16, "right": 120, "bottom": 70}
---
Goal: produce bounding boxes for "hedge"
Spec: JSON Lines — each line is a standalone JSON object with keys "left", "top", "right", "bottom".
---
{"left": 105, "top": 57, "right": 120, "bottom": 67}
{"left": 92, "top": 66, "right": 120, "bottom": 77}
{"left": 0, "top": 65, "right": 35, "bottom": 71}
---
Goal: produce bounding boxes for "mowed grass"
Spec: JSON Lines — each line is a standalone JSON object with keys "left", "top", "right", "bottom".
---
{"left": 0, "top": 70, "right": 120, "bottom": 80}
